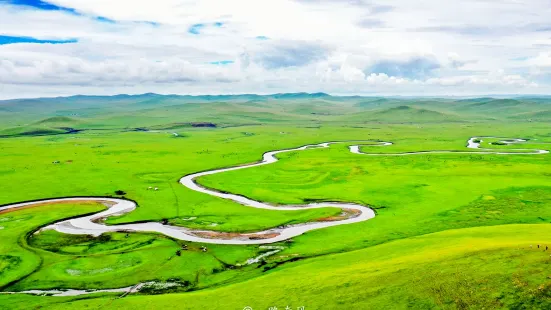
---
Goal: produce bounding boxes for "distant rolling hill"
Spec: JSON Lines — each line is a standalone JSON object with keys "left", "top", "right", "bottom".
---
{"left": 35, "top": 116, "right": 82, "bottom": 126}
{"left": 345, "top": 105, "right": 463, "bottom": 123}
{"left": 451, "top": 98, "right": 548, "bottom": 117}
{"left": 0, "top": 93, "right": 548, "bottom": 136}
{"left": 509, "top": 109, "right": 551, "bottom": 121}
{"left": 0, "top": 116, "right": 85, "bottom": 138}
{"left": 354, "top": 98, "right": 403, "bottom": 109}
{"left": 0, "top": 126, "right": 69, "bottom": 138}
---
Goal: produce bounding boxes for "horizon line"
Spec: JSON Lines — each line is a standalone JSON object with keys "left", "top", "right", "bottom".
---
{"left": 3, "top": 92, "right": 551, "bottom": 102}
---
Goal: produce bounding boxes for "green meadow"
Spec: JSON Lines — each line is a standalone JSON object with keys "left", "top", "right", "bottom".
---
{"left": 0, "top": 94, "right": 550, "bottom": 309}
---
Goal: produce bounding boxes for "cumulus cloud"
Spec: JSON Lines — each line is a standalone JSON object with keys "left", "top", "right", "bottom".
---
{"left": 0, "top": 0, "right": 550, "bottom": 98}
{"left": 527, "top": 52, "right": 551, "bottom": 68}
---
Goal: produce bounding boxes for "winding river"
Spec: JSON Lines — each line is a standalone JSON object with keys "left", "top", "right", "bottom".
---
{"left": 0, "top": 137, "right": 548, "bottom": 246}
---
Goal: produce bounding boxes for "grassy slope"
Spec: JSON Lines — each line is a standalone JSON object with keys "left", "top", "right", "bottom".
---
{"left": 344, "top": 105, "right": 463, "bottom": 123}
{"left": 4, "top": 223, "right": 551, "bottom": 309}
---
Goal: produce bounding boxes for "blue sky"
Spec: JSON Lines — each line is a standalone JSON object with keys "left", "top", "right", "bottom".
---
{"left": 8, "top": 0, "right": 76, "bottom": 12}
{"left": 0, "top": 35, "right": 77, "bottom": 45}
{"left": 1, "top": 0, "right": 551, "bottom": 98}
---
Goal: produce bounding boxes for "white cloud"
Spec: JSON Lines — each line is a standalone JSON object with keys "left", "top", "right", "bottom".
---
{"left": 1, "top": 0, "right": 551, "bottom": 98}
{"left": 527, "top": 52, "right": 551, "bottom": 68}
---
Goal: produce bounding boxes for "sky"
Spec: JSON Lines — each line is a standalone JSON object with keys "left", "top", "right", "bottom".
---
{"left": 1, "top": 0, "right": 551, "bottom": 99}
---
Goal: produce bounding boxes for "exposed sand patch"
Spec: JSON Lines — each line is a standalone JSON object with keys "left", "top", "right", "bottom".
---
{"left": 0, "top": 200, "right": 105, "bottom": 215}
{"left": 192, "top": 231, "right": 281, "bottom": 240}
{"left": 318, "top": 208, "right": 361, "bottom": 222}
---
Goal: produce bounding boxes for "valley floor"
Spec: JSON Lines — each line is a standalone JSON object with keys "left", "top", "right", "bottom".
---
{"left": 0, "top": 118, "right": 550, "bottom": 309}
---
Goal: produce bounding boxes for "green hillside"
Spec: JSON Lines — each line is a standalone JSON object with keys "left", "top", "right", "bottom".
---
{"left": 0, "top": 126, "right": 68, "bottom": 137}
{"left": 345, "top": 105, "right": 463, "bottom": 123}
{"left": 510, "top": 109, "right": 551, "bottom": 121}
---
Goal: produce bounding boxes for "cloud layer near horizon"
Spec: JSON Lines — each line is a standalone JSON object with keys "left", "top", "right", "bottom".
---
{"left": 1, "top": 0, "right": 551, "bottom": 99}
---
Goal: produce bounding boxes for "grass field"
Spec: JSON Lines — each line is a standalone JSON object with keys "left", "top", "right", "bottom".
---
{"left": 0, "top": 94, "right": 550, "bottom": 309}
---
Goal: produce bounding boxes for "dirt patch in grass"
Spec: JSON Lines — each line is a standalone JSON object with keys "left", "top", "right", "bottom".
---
{"left": 192, "top": 231, "right": 280, "bottom": 240}
{"left": 317, "top": 208, "right": 361, "bottom": 222}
